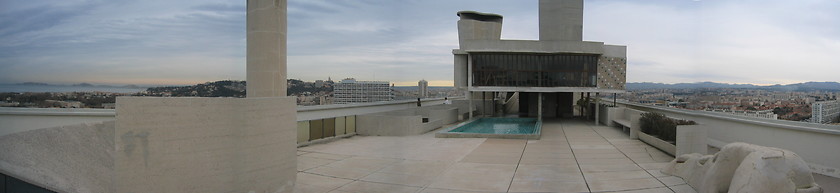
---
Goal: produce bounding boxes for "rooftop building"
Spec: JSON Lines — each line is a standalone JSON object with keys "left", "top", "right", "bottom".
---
{"left": 453, "top": 0, "right": 626, "bottom": 119}
{"left": 813, "top": 100, "right": 840, "bottom": 124}
{"left": 418, "top": 79, "right": 429, "bottom": 98}
{"left": 333, "top": 78, "right": 394, "bottom": 104}
{"left": 0, "top": 0, "right": 837, "bottom": 192}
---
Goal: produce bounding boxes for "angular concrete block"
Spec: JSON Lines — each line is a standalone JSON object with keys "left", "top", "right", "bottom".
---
{"left": 676, "top": 125, "right": 707, "bottom": 156}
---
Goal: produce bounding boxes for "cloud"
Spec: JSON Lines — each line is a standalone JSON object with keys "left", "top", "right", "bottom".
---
{"left": 0, "top": 0, "right": 838, "bottom": 86}
{"left": 0, "top": 0, "right": 246, "bottom": 85}
{"left": 586, "top": 0, "right": 840, "bottom": 84}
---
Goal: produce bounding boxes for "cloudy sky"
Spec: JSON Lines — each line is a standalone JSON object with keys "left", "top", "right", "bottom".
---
{"left": 1, "top": 0, "right": 838, "bottom": 86}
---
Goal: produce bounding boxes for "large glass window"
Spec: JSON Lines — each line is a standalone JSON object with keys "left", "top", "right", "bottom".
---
{"left": 471, "top": 53, "right": 598, "bottom": 87}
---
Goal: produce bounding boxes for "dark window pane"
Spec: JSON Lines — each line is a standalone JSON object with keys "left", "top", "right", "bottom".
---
{"left": 471, "top": 53, "right": 597, "bottom": 87}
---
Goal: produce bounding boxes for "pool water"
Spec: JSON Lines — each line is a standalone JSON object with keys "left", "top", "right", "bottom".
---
{"left": 448, "top": 118, "right": 538, "bottom": 134}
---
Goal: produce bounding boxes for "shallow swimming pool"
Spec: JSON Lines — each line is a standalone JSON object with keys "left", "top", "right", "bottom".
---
{"left": 436, "top": 118, "right": 541, "bottom": 139}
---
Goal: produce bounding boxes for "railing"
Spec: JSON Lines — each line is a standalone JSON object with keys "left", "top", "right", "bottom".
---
{"left": 0, "top": 97, "right": 456, "bottom": 146}
{"left": 609, "top": 100, "right": 840, "bottom": 178}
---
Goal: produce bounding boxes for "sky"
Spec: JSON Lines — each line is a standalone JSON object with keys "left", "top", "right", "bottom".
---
{"left": 1, "top": 0, "right": 839, "bottom": 86}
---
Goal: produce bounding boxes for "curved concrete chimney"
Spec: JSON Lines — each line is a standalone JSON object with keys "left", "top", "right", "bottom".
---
{"left": 456, "top": 11, "right": 503, "bottom": 48}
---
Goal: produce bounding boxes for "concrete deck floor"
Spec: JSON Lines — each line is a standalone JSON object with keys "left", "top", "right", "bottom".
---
{"left": 295, "top": 119, "right": 696, "bottom": 193}
{"left": 294, "top": 119, "right": 836, "bottom": 193}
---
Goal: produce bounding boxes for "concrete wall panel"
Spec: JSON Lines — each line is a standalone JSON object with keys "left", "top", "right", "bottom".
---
{"left": 324, "top": 118, "right": 335, "bottom": 137}
{"left": 309, "top": 119, "right": 323, "bottom": 140}
{"left": 335, "top": 116, "right": 346, "bottom": 136}
{"left": 347, "top": 116, "right": 356, "bottom": 133}
{"left": 0, "top": 121, "right": 115, "bottom": 193}
{"left": 297, "top": 121, "right": 309, "bottom": 144}
{"left": 115, "top": 97, "right": 297, "bottom": 193}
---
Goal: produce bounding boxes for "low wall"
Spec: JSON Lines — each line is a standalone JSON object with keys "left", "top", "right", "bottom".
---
{"left": 0, "top": 121, "right": 115, "bottom": 193}
{"left": 115, "top": 97, "right": 297, "bottom": 192}
{"left": 297, "top": 97, "right": 455, "bottom": 121}
{"left": 0, "top": 107, "right": 115, "bottom": 137}
{"left": 357, "top": 114, "right": 423, "bottom": 136}
{"left": 619, "top": 100, "right": 840, "bottom": 178}
{"left": 356, "top": 104, "right": 459, "bottom": 136}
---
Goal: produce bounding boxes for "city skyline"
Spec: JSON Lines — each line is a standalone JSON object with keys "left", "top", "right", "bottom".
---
{"left": 2, "top": 0, "right": 840, "bottom": 86}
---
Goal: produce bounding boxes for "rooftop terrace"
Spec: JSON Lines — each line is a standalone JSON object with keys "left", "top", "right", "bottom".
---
{"left": 294, "top": 119, "right": 693, "bottom": 193}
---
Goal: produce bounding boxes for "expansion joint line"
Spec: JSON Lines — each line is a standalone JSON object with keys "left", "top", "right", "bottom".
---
{"left": 565, "top": 121, "right": 592, "bottom": 193}
{"left": 506, "top": 138, "right": 528, "bottom": 193}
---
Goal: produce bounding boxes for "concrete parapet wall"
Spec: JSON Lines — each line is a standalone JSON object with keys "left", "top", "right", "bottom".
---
{"left": 356, "top": 104, "right": 460, "bottom": 136}
{"left": 0, "top": 107, "right": 115, "bottom": 137}
{"left": 357, "top": 114, "right": 423, "bottom": 136}
{"left": 620, "top": 101, "right": 840, "bottom": 178}
{"left": 297, "top": 97, "right": 453, "bottom": 121}
{"left": 115, "top": 97, "right": 297, "bottom": 192}
{"left": 0, "top": 121, "right": 115, "bottom": 193}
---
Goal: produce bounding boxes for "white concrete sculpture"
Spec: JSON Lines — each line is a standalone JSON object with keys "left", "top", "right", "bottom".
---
{"left": 662, "top": 142, "right": 822, "bottom": 193}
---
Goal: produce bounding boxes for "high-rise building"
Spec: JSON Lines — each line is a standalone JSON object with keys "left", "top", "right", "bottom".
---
{"left": 418, "top": 79, "right": 429, "bottom": 98}
{"left": 334, "top": 78, "right": 394, "bottom": 104}
{"left": 812, "top": 100, "right": 840, "bottom": 124}
{"left": 453, "top": 0, "right": 626, "bottom": 118}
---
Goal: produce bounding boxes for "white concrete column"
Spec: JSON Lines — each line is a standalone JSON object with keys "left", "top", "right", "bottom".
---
{"left": 247, "top": 0, "right": 287, "bottom": 97}
{"left": 595, "top": 92, "right": 600, "bottom": 126}
{"left": 468, "top": 91, "right": 473, "bottom": 119}
{"left": 538, "top": 93, "right": 543, "bottom": 120}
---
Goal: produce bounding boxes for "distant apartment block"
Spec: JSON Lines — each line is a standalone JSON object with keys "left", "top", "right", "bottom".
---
{"left": 334, "top": 78, "right": 394, "bottom": 104}
{"left": 418, "top": 79, "right": 429, "bottom": 98}
{"left": 812, "top": 100, "right": 840, "bottom": 124}
{"left": 453, "top": 0, "right": 626, "bottom": 118}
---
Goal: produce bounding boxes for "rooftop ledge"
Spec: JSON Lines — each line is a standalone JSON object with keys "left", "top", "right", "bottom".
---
{"left": 454, "top": 40, "right": 626, "bottom": 57}
{"left": 614, "top": 100, "right": 840, "bottom": 136}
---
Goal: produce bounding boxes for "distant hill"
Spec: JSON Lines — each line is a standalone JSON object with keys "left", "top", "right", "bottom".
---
{"left": 144, "top": 80, "right": 246, "bottom": 97}
{"left": 762, "top": 82, "right": 840, "bottom": 92}
{"left": 627, "top": 81, "right": 840, "bottom": 91}
{"left": 142, "top": 79, "right": 333, "bottom": 97}
{"left": 14, "top": 82, "right": 146, "bottom": 89}
{"left": 18, "top": 82, "right": 49, "bottom": 86}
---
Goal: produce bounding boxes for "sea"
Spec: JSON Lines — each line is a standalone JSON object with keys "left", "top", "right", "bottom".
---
{"left": 0, "top": 84, "right": 146, "bottom": 93}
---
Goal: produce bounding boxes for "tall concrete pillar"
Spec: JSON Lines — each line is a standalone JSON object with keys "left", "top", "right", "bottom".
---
{"left": 539, "top": 0, "right": 583, "bottom": 41}
{"left": 247, "top": 0, "right": 287, "bottom": 97}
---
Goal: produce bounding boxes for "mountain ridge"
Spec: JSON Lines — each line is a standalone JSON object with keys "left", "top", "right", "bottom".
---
{"left": 627, "top": 81, "right": 840, "bottom": 91}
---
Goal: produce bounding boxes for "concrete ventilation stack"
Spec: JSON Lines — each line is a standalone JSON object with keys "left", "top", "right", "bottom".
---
{"left": 539, "top": 0, "right": 583, "bottom": 41}
{"left": 247, "top": 0, "right": 287, "bottom": 97}
{"left": 456, "top": 11, "right": 503, "bottom": 48}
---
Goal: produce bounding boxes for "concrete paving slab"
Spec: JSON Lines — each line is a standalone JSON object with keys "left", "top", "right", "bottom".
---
{"left": 333, "top": 181, "right": 421, "bottom": 193}
{"left": 657, "top": 176, "right": 688, "bottom": 186}
{"left": 588, "top": 178, "right": 666, "bottom": 192}
{"left": 295, "top": 119, "right": 696, "bottom": 193}
{"left": 508, "top": 180, "right": 589, "bottom": 193}
{"left": 583, "top": 170, "right": 655, "bottom": 181}
{"left": 669, "top": 184, "right": 698, "bottom": 193}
